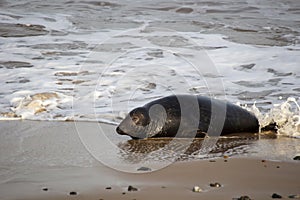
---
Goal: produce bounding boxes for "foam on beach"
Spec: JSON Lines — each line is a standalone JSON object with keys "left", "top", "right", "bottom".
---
{"left": 240, "top": 97, "right": 300, "bottom": 138}
{"left": 2, "top": 90, "right": 299, "bottom": 138}
{"left": 1, "top": 91, "right": 73, "bottom": 121}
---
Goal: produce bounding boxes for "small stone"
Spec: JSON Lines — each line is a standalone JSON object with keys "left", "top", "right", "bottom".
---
{"left": 69, "top": 191, "right": 77, "bottom": 195}
{"left": 137, "top": 167, "right": 152, "bottom": 172}
{"left": 272, "top": 193, "right": 282, "bottom": 198}
{"left": 128, "top": 185, "right": 138, "bottom": 192}
{"left": 235, "top": 196, "right": 252, "bottom": 200}
{"left": 192, "top": 186, "right": 202, "bottom": 192}
{"left": 122, "top": 192, "right": 126, "bottom": 195}
{"left": 210, "top": 182, "right": 222, "bottom": 187}
{"left": 105, "top": 187, "right": 112, "bottom": 190}
{"left": 261, "top": 159, "right": 266, "bottom": 162}
{"left": 223, "top": 155, "right": 229, "bottom": 159}
{"left": 289, "top": 194, "right": 300, "bottom": 199}
{"left": 293, "top": 156, "right": 300, "bottom": 160}
{"left": 42, "top": 187, "right": 48, "bottom": 191}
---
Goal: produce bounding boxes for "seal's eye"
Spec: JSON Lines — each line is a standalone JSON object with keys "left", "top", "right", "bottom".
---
{"left": 131, "top": 115, "right": 140, "bottom": 125}
{"left": 130, "top": 107, "right": 150, "bottom": 126}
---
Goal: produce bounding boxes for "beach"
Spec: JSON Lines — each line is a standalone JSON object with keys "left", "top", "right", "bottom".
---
{"left": 0, "top": 120, "right": 299, "bottom": 200}
{"left": 0, "top": 0, "right": 299, "bottom": 199}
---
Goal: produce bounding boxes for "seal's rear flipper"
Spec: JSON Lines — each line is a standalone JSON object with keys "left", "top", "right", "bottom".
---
{"left": 261, "top": 122, "right": 278, "bottom": 132}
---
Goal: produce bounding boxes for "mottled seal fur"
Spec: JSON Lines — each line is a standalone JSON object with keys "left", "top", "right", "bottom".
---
{"left": 116, "top": 95, "right": 259, "bottom": 139}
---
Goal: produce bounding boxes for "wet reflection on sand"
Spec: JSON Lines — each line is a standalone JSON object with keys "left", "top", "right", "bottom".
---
{"left": 117, "top": 134, "right": 268, "bottom": 163}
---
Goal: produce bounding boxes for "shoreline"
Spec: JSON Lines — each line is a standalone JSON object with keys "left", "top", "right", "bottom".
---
{"left": 0, "top": 120, "right": 299, "bottom": 200}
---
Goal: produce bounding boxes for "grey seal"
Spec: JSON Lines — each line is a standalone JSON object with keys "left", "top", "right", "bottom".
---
{"left": 116, "top": 95, "right": 259, "bottom": 139}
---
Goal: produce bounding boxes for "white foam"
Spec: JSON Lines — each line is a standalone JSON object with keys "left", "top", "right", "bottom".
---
{"left": 242, "top": 97, "right": 300, "bottom": 138}
{"left": 6, "top": 92, "right": 73, "bottom": 121}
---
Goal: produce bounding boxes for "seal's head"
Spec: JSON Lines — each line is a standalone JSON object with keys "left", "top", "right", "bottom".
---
{"left": 116, "top": 104, "right": 167, "bottom": 139}
{"left": 116, "top": 107, "right": 150, "bottom": 139}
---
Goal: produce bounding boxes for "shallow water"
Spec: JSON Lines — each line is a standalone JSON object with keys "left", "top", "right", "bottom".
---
{"left": 0, "top": 0, "right": 299, "bottom": 137}
{"left": 0, "top": 121, "right": 298, "bottom": 175}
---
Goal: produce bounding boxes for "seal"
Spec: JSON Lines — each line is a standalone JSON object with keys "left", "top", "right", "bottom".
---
{"left": 116, "top": 95, "right": 259, "bottom": 139}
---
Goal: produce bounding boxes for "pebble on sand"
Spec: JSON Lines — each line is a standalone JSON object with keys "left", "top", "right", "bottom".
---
{"left": 288, "top": 194, "right": 300, "bottom": 199}
{"left": 209, "top": 182, "right": 222, "bottom": 187}
{"left": 69, "top": 191, "right": 77, "bottom": 196}
{"left": 42, "top": 187, "right": 48, "bottom": 191}
{"left": 272, "top": 193, "right": 282, "bottom": 198}
{"left": 234, "top": 196, "right": 252, "bottom": 200}
{"left": 128, "top": 185, "right": 138, "bottom": 192}
{"left": 192, "top": 186, "right": 202, "bottom": 192}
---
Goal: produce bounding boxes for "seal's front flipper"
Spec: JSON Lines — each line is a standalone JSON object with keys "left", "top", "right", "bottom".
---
{"left": 195, "top": 130, "right": 207, "bottom": 138}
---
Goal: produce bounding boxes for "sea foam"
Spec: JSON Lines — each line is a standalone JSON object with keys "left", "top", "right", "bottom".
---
{"left": 241, "top": 97, "right": 300, "bottom": 138}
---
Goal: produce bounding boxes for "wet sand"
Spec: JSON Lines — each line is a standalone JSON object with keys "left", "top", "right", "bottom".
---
{"left": 0, "top": 120, "right": 299, "bottom": 200}
{"left": 1, "top": 158, "right": 299, "bottom": 200}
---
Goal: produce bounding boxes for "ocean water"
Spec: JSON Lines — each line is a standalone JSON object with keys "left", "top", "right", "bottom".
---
{"left": 0, "top": 0, "right": 299, "bottom": 137}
